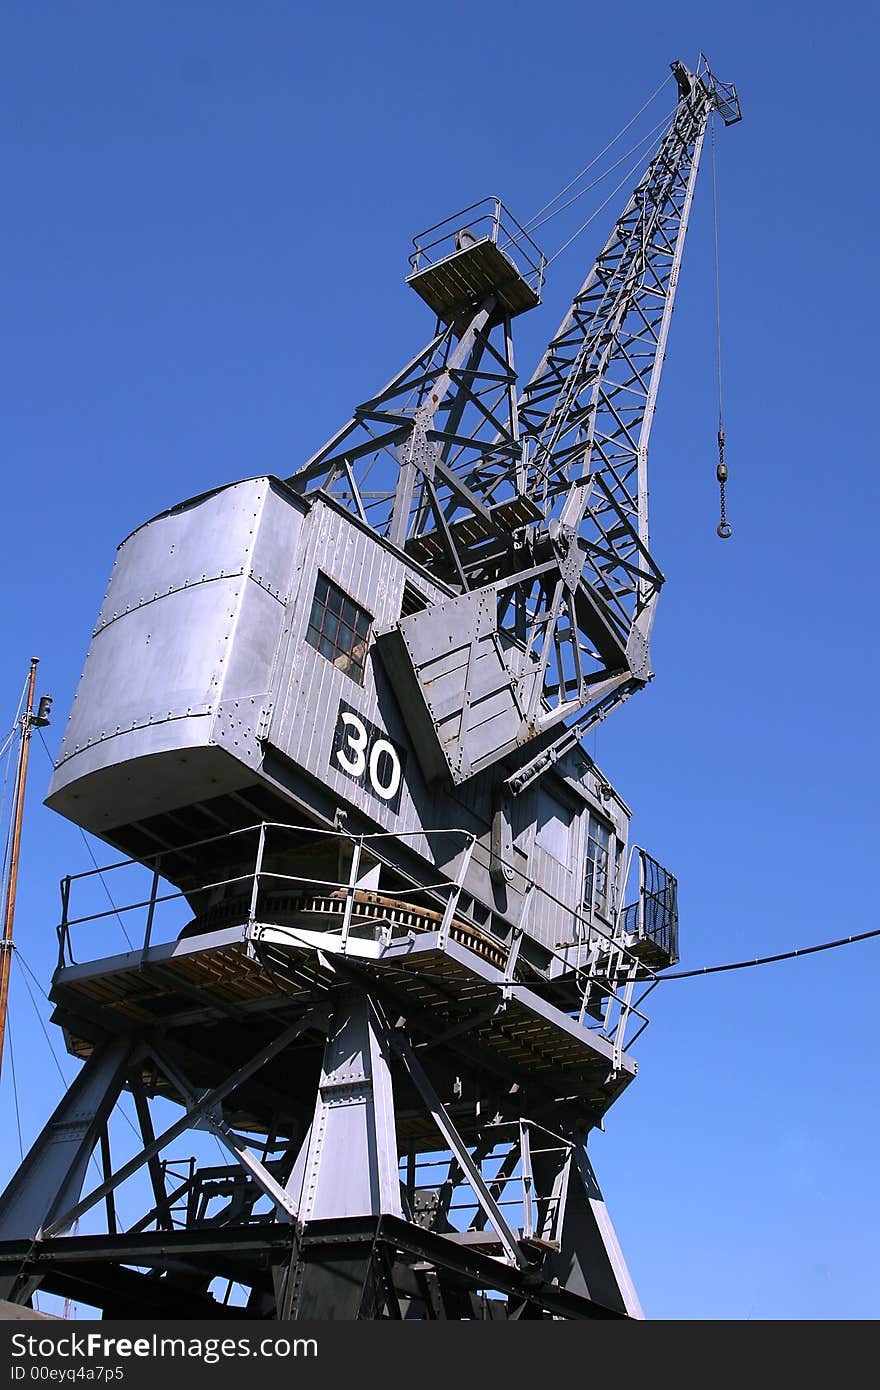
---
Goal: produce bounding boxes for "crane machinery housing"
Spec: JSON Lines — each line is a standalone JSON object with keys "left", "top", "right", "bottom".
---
{"left": 0, "top": 56, "right": 740, "bottom": 1320}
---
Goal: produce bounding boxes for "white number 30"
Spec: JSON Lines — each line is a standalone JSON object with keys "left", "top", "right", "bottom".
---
{"left": 335, "top": 711, "right": 402, "bottom": 802}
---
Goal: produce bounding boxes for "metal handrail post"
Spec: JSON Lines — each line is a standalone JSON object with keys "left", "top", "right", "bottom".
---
{"left": 578, "top": 973, "right": 592, "bottom": 1027}
{"left": 248, "top": 824, "right": 267, "bottom": 928}
{"left": 613, "top": 966, "right": 639, "bottom": 1071}
{"left": 520, "top": 1120, "right": 535, "bottom": 1240}
{"left": 59, "top": 875, "right": 72, "bottom": 967}
{"left": 438, "top": 836, "right": 475, "bottom": 949}
{"left": 576, "top": 938, "right": 600, "bottom": 1026}
{"left": 341, "top": 837, "right": 362, "bottom": 952}
{"left": 614, "top": 843, "right": 637, "bottom": 939}
{"left": 503, "top": 929, "right": 523, "bottom": 986}
{"left": 143, "top": 857, "right": 162, "bottom": 952}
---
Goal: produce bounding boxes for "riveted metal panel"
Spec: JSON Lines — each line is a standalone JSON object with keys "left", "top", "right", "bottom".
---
{"left": 59, "top": 578, "right": 239, "bottom": 764}
{"left": 268, "top": 501, "right": 438, "bottom": 846}
{"left": 47, "top": 477, "right": 304, "bottom": 833}
{"left": 263, "top": 502, "right": 518, "bottom": 916}
{"left": 374, "top": 590, "right": 544, "bottom": 785}
{"left": 93, "top": 477, "right": 270, "bottom": 635}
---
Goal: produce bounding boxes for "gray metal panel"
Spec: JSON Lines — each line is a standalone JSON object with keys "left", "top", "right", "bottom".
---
{"left": 44, "top": 740, "right": 253, "bottom": 838}
{"left": 57, "top": 578, "right": 234, "bottom": 769}
{"left": 93, "top": 478, "right": 272, "bottom": 630}
{"left": 47, "top": 477, "right": 304, "bottom": 832}
{"left": 375, "top": 591, "right": 543, "bottom": 785}
{"left": 263, "top": 502, "right": 537, "bottom": 925}
{"left": 286, "top": 993, "right": 402, "bottom": 1222}
{"left": 268, "top": 501, "right": 460, "bottom": 851}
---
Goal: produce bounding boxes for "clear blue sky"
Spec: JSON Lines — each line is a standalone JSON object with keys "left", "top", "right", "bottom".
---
{"left": 1, "top": 0, "right": 878, "bottom": 1320}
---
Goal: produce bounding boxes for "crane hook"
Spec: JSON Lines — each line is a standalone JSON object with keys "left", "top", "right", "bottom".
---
{"left": 710, "top": 120, "right": 732, "bottom": 540}
{"left": 716, "top": 428, "right": 732, "bottom": 538}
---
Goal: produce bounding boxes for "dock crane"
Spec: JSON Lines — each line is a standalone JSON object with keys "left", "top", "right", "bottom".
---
{"left": 0, "top": 57, "right": 740, "bottom": 1320}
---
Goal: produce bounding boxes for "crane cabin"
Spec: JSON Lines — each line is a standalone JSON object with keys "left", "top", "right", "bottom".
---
{"left": 46, "top": 469, "right": 667, "bottom": 983}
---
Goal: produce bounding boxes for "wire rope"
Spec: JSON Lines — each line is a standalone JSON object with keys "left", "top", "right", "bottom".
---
{"left": 5, "top": 998, "right": 25, "bottom": 1160}
{"left": 710, "top": 115, "right": 732, "bottom": 538}
{"left": 521, "top": 71, "right": 673, "bottom": 233}
{"left": 526, "top": 107, "right": 676, "bottom": 237}
{"left": 544, "top": 122, "right": 670, "bottom": 268}
{"left": 659, "top": 927, "right": 880, "bottom": 980}
{"left": 35, "top": 729, "right": 134, "bottom": 950}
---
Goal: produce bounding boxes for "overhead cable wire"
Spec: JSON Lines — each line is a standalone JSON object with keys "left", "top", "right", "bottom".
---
{"left": 710, "top": 117, "right": 724, "bottom": 427}
{"left": 544, "top": 123, "right": 671, "bottom": 268}
{"left": 260, "top": 917, "right": 879, "bottom": 991}
{"left": 2, "top": 1008, "right": 41, "bottom": 1315}
{"left": 14, "top": 949, "right": 67, "bottom": 1087}
{"left": 76, "top": 830, "right": 135, "bottom": 951}
{"left": 13, "top": 950, "right": 105, "bottom": 1188}
{"left": 8, "top": 673, "right": 29, "bottom": 732}
{"left": 710, "top": 113, "right": 732, "bottom": 538}
{"left": 525, "top": 106, "right": 676, "bottom": 238}
{"left": 13, "top": 944, "right": 54, "bottom": 1003}
{"left": 659, "top": 927, "right": 880, "bottom": 980}
{"left": 521, "top": 71, "right": 674, "bottom": 233}
{"left": 15, "top": 944, "right": 142, "bottom": 1143}
{"left": 0, "top": 740, "right": 16, "bottom": 889}
{"left": 36, "top": 728, "right": 134, "bottom": 950}
{"left": 5, "top": 998, "right": 24, "bottom": 1160}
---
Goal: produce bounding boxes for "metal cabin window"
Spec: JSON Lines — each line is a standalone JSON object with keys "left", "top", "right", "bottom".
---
{"left": 305, "top": 573, "right": 372, "bottom": 683}
{"left": 584, "top": 812, "right": 615, "bottom": 919}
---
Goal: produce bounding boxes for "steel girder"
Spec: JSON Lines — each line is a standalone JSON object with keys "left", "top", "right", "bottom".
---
{"left": 0, "top": 956, "right": 641, "bottom": 1319}
{"left": 0, "top": 1216, "right": 626, "bottom": 1321}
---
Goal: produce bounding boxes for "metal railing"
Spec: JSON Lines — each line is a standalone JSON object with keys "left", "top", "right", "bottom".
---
{"left": 619, "top": 847, "right": 679, "bottom": 966}
{"left": 55, "top": 822, "right": 476, "bottom": 967}
{"left": 55, "top": 819, "right": 661, "bottom": 1059}
{"left": 400, "top": 1121, "right": 572, "bottom": 1245}
{"left": 409, "top": 196, "right": 547, "bottom": 299}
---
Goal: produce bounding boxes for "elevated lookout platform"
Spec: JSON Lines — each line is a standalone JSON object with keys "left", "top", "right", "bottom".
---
{"left": 407, "top": 197, "right": 546, "bottom": 324}
{"left": 52, "top": 917, "right": 638, "bottom": 1146}
{"left": 49, "top": 817, "right": 663, "bottom": 1143}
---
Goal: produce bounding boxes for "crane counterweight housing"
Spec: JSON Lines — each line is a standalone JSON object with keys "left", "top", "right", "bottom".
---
{"left": 0, "top": 56, "right": 737, "bottom": 1321}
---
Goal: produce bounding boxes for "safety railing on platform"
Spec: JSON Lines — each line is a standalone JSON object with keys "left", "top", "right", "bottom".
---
{"left": 409, "top": 196, "right": 547, "bottom": 299}
{"left": 55, "top": 819, "right": 663, "bottom": 1059}
{"left": 618, "top": 847, "right": 679, "bottom": 967}
{"left": 400, "top": 1120, "right": 572, "bottom": 1245}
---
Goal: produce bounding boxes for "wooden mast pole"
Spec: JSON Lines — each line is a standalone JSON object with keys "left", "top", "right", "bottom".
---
{"left": 0, "top": 657, "right": 39, "bottom": 1079}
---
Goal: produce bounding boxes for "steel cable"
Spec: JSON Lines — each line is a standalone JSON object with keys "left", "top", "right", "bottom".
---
{"left": 521, "top": 71, "right": 674, "bottom": 233}
{"left": 525, "top": 107, "right": 676, "bottom": 238}
{"left": 544, "top": 122, "right": 671, "bottom": 268}
{"left": 658, "top": 927, "right": 880, "bottom": 980}
{"left": 711, "top": 116, "right": 732, "bottom": 538}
